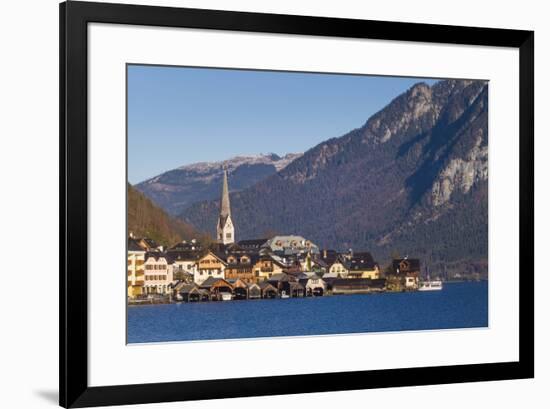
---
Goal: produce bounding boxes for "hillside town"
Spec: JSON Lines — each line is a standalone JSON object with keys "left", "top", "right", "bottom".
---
{"left": 128, "top": 169, "right": 422, "bottom": 303}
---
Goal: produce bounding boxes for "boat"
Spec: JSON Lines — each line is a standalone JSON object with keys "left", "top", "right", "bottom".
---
{"left": 280, "top": 290, "right": 290, "bottom": 299}
{"left": 419, "top": 266, "right": 443, "bottom": 291}
{"left": 419, "top": 280, "right": 443, "bottom": 291}
{"left": 220, "top": 293, "right": 233, "bottom": 301}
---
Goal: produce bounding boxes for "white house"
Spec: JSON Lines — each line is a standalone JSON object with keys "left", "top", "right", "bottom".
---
{"left": 143, "top": 254, "right": 174, "bottom": 295}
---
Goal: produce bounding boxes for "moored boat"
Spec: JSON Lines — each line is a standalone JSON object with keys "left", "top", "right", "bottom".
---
{"left": 221, "top": 293, "right": 233, "bottom": 301}
{"left": 419, "top": 280, "right": 443, "bottom": 291}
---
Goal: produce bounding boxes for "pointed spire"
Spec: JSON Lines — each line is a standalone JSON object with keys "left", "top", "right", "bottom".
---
{"left": 220, "top": 166, "right": 231, "bottom": 218}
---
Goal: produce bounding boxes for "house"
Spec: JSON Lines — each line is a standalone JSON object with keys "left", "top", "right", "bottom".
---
{"left": 332, "top": 278, "right": 386, "bottom": 294}
{"left": 165, "top": 251, "right": 200, "bottom": 282}
{"left": 143, "top": 253, "right": 173, "bottom": 295}
{"left": 327, "top": 259, "right": 350, "bottom": 278}
{"left": 348, "top": 253, "right": 380, "bottom": 279}
{"left": 390, "top": 258, "right": 421, "bottom": 290}
{"left": 253, "top": 255, "right": 285, "bottom": 281}
{"left": 127, "top": 237, "right": 146, "bottom": 299}
{"left": 194, "top": 251, "right": 227, "bottom": 285}
{"left": 224, "top": 253, "right": 259, "bottom": 284}
{"left": 304, "top": 275, "right": 327, "bottom": 296}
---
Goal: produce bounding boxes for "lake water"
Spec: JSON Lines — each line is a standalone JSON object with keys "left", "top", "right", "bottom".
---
{"left": 127, "top": 281, "right": 488, "bottom": 343}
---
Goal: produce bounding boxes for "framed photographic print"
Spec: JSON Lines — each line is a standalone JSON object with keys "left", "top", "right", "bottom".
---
{"left": 60, "top": 1, "right": 534, "bottom": 407}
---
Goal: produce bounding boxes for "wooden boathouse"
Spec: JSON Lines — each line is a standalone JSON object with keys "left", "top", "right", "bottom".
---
{"left": 331, "top": 278, "right": 386, "bottom": 295}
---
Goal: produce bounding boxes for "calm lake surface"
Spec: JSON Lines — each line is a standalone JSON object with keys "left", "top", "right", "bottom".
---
{"left": 127, "top": 281, "right": 488, "bottom": 343}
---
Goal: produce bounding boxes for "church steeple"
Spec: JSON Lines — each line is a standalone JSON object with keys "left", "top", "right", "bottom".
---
{"left": 217, "top": 166, "right": 235, "bottom": 244}
{"left": 220, "top": 167, "right": 231, "bottom": 219}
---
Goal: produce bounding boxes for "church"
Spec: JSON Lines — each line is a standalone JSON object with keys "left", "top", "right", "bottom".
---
{"left": 217, "top": 167, "right": 235, "bottom": 245}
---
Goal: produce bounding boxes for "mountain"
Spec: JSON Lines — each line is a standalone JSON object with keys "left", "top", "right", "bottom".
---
{"left": 127, "top": 183, "right": 207, "bottom": 247}
{"left": 180, "top": 80, "right": 488, "bottom": 274}
{"left": 136, "top": 153, "right": 301, "bottom": 216}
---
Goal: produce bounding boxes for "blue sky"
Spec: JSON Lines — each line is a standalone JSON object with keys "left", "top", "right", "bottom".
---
{"left": 128, "top": 65, "right": 438, "bottom": 183}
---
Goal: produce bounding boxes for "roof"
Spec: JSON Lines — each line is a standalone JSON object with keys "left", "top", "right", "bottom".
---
{"left": 199, "top": 277, "right": 232, "bottom": 288}
{"left": 268, "top": 273, "right": 295, "bottom": 282}
{"left": 352, "top": 252, "right": 374, "bottom": 262}
{"left": 332, "top": 278, "right": 386, "bottom": 289}
{"left": 199, "top": 250, "right": 228, "bottom": 265}
{"left": 142, "top": 238, "right": 160, "bottom": 249}
{"left": 237, "top": 238, "right": 269, "bottom": 248}
{"left": 319, "top": 249, "right": 340, "bottom": 264}
{"left": 265, "top": 235, "right": 320, "bottom": 253}
{"left": 144, "top": 251, "right": 167, "bottom": 262}
{"left": 177, "top": 283, "right": 200, "bottom": 294}
{"left": 226, "top": 278, "right": 248, "bottom": 288}
{"left": 392, "top": 258, "right": 421, "bottom": 273}
{"left": 226, "top": 253, "right": 260, "bottom": 266}
{"left": 128, "top": 238, "right": 145, "bottom": 252}
{"left": 168, "top": 240, "right": 203, "bottom": 252}
{"left": 258, "top": 281, "right": 277, "bottom": 290}
{"left": 323, "top": 271, "right": 341, "bottom": 278}
{"left": 348, "top": 256, "right": 377, "bottom": 271}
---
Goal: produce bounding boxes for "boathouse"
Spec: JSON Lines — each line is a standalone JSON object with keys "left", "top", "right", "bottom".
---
{"left": 228, "top": 278, "right": 249, "bottom": 300}
{"left": 177, "top": 283, "right": 202, "bottom": 302}
{"left": 199, "top": 277, "right": 233, "bottom": 300}
{"left": 247, "top": 283, "right": 262, "bottom": 299}
{"left": 258, "top": 281, "right": 278, "bottom": 298}
{"left": 331, "top": 278, "right": 386, "bottom": 295}
{"left": 304, "top": 274, "right": 327, "bottom": 296}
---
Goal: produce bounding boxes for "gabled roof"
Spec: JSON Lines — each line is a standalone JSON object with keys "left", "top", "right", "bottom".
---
{"left": 128, "top": 238, "right": 145, "bottom": 252}
{"left": 199, "top": 250, "right": 228, "bottom": 265}
{"left": 392, "top": 258, "right": 421, "bottom": 273}
{"left": 237, "top": 238, "right": 269, "bottom": 248}
{"left": 268, "top": 273, "right": 296, "bottom": 282}
{"left": 258, "top": 281, "right": 277, "bottom": 290}
{"left": 199, "top": 277, "right": 232, "bottom": 288}
{"left": 352, "top": 251, "right": 374, "bottom": 262}
{"left": 144, "top": 251, "right": 167, "bottom": 262}
{"left": 348, "top": 256, "right": 377, "bottom": 271}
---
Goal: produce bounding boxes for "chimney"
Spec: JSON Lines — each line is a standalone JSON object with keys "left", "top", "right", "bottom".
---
{"left": 323, "top": 249, "right": 327, "bottom": 259}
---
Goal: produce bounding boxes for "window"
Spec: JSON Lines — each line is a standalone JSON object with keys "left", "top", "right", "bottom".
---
{"left": 226, "top": 233, "right": 232, "bottom": 239}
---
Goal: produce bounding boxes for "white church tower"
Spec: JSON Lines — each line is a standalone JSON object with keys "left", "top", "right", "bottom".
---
{"left": 217, "top": 167, "right": 235, "bottom": 245}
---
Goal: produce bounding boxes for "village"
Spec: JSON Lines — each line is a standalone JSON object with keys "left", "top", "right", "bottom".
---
{"left": 127, "top": 169, "right": 423, "bottom": 304}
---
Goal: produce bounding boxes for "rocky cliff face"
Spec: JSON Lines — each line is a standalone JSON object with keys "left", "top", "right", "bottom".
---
{"left": 136, "top": 153, "right": 301, "bottom": 215}
{"left": 179, "top": 80, "right": 488, "bottom": 273}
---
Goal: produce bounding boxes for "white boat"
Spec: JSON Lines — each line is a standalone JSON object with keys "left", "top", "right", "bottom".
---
{"left": 280, "top": 291, "right": 290, "bottom": 299}
{"left": 221, "top": 293, "right": 233, "bottom": 301}
{"left": 419, "top": 267, "right": 443, "bottom": 291}
{"left": 419, "top": 280, "right": 443, "bottom": 291}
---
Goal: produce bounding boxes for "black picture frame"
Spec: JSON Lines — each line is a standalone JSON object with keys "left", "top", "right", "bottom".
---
{"left": 60, "top": 1, "right": 534, "bottom": 407}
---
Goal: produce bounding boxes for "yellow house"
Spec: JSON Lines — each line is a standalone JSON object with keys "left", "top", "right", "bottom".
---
{"left": 194, "top": 251, "right": 227, "bottom": 285}
{"left": 253, "top": 256, "right": 284, "bottom": 281}
{"left": 348, "top": 259, "right": 380, "bottom": 279}
{"left": 328, "top": 261, "right": 350, "bottom": 278}
{"left": 127, "top": 238, "right": 145, "bottom": 298}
